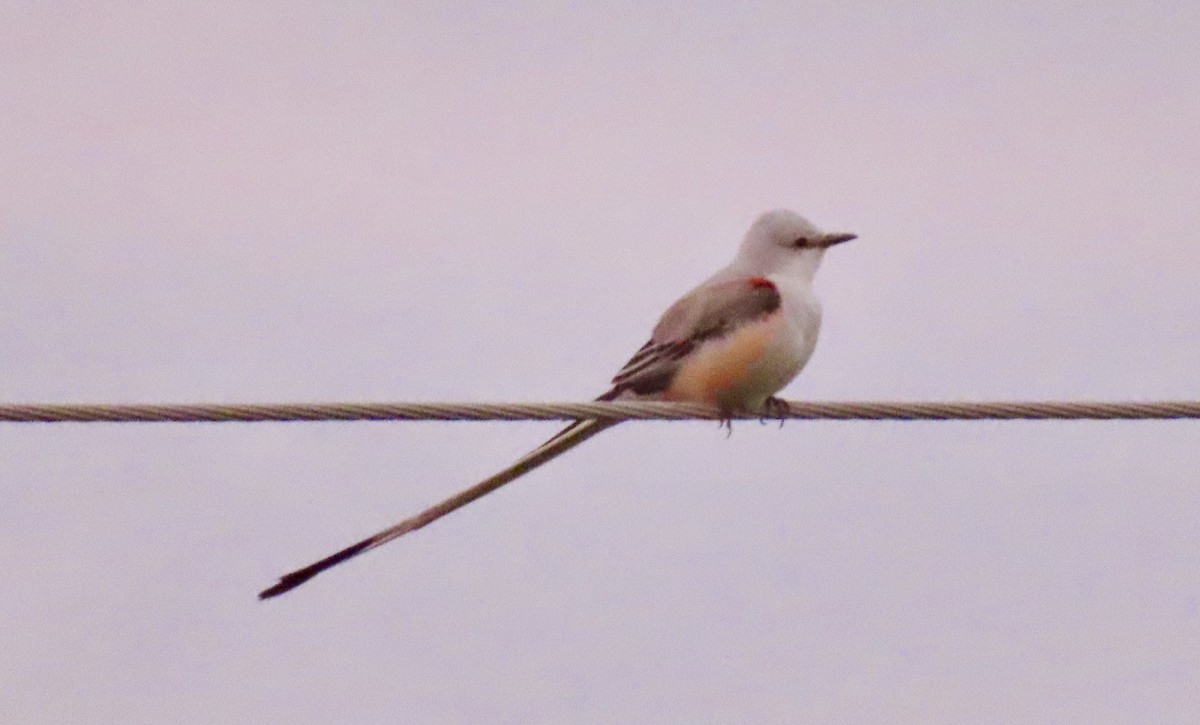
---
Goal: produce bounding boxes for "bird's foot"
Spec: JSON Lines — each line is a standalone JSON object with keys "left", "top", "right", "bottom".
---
{"left": 761, "top": 396, "right": 789, "bottom": 428}
{"left": 717, "top": 405, "right": 736, "bottom": 438}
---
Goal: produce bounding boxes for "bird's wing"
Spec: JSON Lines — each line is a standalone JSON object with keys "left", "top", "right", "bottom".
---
{"left": 610, "top": 276, "right": 782, "bottom": 395}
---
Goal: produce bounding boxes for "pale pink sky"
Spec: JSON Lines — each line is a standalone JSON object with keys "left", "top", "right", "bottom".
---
{"left": 3, "top": 3, "right": 1199, "bottom": 723}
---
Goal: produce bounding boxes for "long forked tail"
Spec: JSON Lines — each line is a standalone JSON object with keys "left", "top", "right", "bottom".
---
{"left": 258, "top": 415, "right": 620, "bottom": 599}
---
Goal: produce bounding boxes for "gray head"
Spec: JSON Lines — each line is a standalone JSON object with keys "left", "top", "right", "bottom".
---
{"left": 734, "top": 209, "right": 856, "bottom": 280}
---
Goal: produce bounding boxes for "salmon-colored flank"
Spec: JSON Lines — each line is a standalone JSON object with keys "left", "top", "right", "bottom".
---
{"left": 664, "top": 312, "right": 781, "bottom": 404}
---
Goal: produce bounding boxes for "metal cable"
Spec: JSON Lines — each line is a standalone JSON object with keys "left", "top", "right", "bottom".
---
{"left": 2, "top": 400, "right": 1200, "bottom": 423}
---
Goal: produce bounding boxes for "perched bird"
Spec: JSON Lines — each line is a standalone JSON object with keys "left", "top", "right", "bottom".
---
{"left": 260, "top": 209, "right": 855, "bottom": 598}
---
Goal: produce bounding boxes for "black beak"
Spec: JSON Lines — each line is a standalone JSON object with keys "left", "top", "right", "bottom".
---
{"left": 820, "top": 232, "right": 857, "bottom": 248}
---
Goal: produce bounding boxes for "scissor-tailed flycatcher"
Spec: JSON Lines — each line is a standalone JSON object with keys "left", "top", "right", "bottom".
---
{"left": 260, "top": 209, "right": 855, "bottom": 598}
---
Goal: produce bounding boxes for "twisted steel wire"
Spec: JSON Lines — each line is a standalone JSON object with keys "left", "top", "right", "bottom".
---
{"left": 3, "top": 400, "right": 1200, "bottom": 424}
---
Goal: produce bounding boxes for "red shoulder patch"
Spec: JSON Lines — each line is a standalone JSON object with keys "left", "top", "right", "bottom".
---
{"left": 748, "top": 276, "right": 776, "bottom": 289}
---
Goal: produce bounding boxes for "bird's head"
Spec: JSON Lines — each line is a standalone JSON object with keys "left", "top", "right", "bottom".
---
{"left": 737, "top": 209, "right": 856, "bottom": 280}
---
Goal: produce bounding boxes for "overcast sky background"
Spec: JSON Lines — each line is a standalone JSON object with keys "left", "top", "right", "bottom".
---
{"left": 3, "top": 2, "right": 1199, "bottom": 723}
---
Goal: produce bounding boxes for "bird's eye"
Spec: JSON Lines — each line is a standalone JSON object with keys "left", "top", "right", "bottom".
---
{"left": 792, "top": 236, "right": 809, "bottom": 247}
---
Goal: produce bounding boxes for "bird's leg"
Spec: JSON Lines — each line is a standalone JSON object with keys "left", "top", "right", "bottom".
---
{"left": 762, "top": 396, "right": 789, "bottom": 428}
{"left": 717, "top": 405, "right": 735, "bottom": 438}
